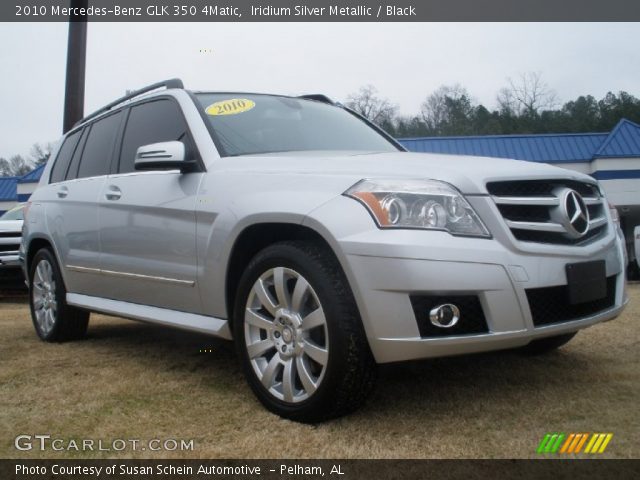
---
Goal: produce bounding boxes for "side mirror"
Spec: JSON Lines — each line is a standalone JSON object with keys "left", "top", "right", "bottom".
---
{"left": 134, "top": 141, "right": 194, "bottom": 171}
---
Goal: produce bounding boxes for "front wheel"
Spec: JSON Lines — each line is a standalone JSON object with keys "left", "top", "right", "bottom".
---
{"left": 29, "top": 248, "right": 89, "bottom": 342}
{"left": 234, "top": 241, "right": 376, "bottom": 423}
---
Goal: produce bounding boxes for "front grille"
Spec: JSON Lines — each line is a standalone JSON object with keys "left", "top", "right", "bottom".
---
{"left": 486, "top": 179, "right": 608, "bottom": 246}
{"left": 507, "top": 228, "right": 603, "bottom": 245}
{"left": 0, "top": 231, "right": 21, "bottom": 238}
{"left": 526, "top": 276, "right": 616, "bottom": 327}
{"left": 410, "top": 295, "right": 489, "bottom": 338}
{"left": 487, "top": 179, "right": 599, "bottom": 197}
{"left": 0, "top": 244, "right": 20, "bottom": 253}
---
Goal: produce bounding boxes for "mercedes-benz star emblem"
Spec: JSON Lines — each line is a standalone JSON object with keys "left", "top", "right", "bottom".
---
{"left": 562, "top": 189, "right": 590, "bottom": 237}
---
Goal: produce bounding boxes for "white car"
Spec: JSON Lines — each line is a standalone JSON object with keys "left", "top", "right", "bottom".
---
{"left": 0, "top": 203, "right": 24, "bottom": 270}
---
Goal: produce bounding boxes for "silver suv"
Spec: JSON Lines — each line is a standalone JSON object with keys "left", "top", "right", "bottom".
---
{"left": 21, "top": 80, "right": 628, "bottom": 422}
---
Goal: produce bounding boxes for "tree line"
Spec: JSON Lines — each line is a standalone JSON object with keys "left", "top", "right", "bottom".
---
{"left": 0, "top": 143, "right": 51, "bottom": 177}
{"left": 2, "top": 73, "right": 638, "bottom": 176}
{"left": 345, "top": 72, "right": 640, "bottom": 138}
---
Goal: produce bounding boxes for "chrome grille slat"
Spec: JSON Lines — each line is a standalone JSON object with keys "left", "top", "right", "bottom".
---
{"left": 493, "top": 196, "right": 559, "bottom": 206}
{"left": 504, "top": 220, "right": 566, "bottom": 233}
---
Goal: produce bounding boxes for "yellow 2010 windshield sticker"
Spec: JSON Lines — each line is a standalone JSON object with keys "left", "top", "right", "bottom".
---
{"left": 205, "top": 98, "right": 255, "bottom": 116}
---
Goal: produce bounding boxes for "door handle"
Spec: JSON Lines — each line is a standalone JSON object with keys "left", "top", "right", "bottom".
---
{"left": 56, "top": 186, "right": 68, "bottom": 198}
{"left": 105, "top": 185, "right": 122, "bottom": 201}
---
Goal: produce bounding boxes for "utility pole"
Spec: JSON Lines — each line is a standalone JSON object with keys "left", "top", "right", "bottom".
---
{"left": 62, "top": 0, "right": 88, "bottom": 133}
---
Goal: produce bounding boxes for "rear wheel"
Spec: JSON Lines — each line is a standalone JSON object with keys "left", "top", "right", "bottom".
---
{"left": 519, "top": 332, "right": 577, "bottom": 354}
{"left": 234, "top": 241, "right": 376, "bottom": 423}
{"left": 29, "top": 248, "right": 89, "bottom": 342}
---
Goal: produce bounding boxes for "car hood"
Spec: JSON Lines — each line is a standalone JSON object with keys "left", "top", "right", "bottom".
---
{"left": 0, "top": 220, "right": 23, "bottom": 233}
{"left": 215, "top": 151, "right": 594, "bottom": 195}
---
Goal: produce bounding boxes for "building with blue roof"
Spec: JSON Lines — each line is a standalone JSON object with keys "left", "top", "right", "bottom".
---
{"left": 16, "top": 163, "right": 45, "bottom": 203}
{"left": 399, "top": 118, "right": 640, "bottom": 259}
{"left": 0, "top": 164, "right": 45, "bottom": 215}
{"left": 595, "top": 119, "right": 640, "bottom": 158}
{"left": 400, "top": 131, "right": 610, "bottom": 164}
{"left": 400, "top": 119, "right": 640, "bottom": 169}
{"left": 0, "top": 177, "right": 19, "bottom": 215}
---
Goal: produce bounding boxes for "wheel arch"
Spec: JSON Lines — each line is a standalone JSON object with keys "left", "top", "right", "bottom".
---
{"left": 224, "top": 222, "right": 346, "bottom": 329}
{"left": 26, "top": 236, "right": 56, "bottom": 275}
{"left": 25, "top": 235, "right": 72, "bottom": 290}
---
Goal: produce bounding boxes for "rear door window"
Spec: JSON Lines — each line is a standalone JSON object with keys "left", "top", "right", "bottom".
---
{"left": 49, "top": 130, "right": 81, "bottom": 183}
{"left": 65, "top": 127, "right": 89, "bottom": 181}
{"left": 118, "top": 100, "right": 193, "bottom": 174}
{"left": 77, "top": 112, "right": 123, "bottom": 179}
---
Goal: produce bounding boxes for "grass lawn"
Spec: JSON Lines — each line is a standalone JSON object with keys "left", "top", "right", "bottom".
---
{"left": 1, "top": 284, "right": 638, "bottom": 459}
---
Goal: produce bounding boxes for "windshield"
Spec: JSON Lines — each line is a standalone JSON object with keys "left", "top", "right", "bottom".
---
{"left": 195, "top": 93, "right": 400, "bottom": 157}
{"left": 0, "top": 205, "right": 23, "bottom": 221}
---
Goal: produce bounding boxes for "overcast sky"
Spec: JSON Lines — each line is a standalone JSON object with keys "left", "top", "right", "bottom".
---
{"left": 1, "top": 22, "right": 639, "bottom": 159}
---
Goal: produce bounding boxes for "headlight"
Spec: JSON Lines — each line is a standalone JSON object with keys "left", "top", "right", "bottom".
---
{"left": 344, "top": 179, "right": 490, "bottom": 237}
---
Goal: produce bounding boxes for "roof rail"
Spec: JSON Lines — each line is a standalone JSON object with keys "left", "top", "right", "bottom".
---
{"left": 298, "top": 94, "right": 334, "bottom": 105}
{"left": 74, "top": 78, "right": 184, "bottom": 127}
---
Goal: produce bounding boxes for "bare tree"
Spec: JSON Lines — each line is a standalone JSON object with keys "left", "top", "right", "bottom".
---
{"left": 0, "top": 158, "right": 10, "bottom": 176}
{"left": 0, "top": 155, "right": 34, "bottom": 176}
{"left": 30, "top": 143, "right": 53, "bottom": 166}
{"left": 9, "top": 155, "right": 34, "bottom": 176}
{"left": 345, "top": 85, "right": 398, "bottom": 126}
{"left": 497, "top": 72, "right": 558, "bottom": 116}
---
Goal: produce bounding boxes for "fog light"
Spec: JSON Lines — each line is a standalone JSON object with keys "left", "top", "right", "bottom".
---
{"left": 429, "top": 304, "right": 460, "bottom": 328}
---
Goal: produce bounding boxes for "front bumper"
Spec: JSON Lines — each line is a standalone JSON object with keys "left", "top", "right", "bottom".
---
{"left": 306, "top": 196, "right": 628, "bottom": 364}
{"left": 345, "top": 251, "right": 626, "bottom": 363}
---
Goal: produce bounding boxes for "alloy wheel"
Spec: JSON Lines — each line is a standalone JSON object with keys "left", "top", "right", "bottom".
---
{"left": 244, "top": 267, "right": 329, "bottom": 403}
{"left": 32, "top": 259, "right": 58, "bottom": 336}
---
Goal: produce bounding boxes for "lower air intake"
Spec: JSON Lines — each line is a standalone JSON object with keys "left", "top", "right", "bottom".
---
{"left": 526, "top": 276, "right": 617, "bottom": 327}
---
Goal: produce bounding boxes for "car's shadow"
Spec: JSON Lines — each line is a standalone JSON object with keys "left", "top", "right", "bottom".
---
{"left": 84, "top": 318, "right": 600, "bottom": 421}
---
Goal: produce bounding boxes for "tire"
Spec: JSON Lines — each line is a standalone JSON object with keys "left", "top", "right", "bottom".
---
{"left": 233, "top": 240, "right": 376, "bottom": 423}
{"left": 29, "top": 248, "right": 89, "bottom": 342}
{"left": 519, "top": 332, "right": 577, "bottom": 355}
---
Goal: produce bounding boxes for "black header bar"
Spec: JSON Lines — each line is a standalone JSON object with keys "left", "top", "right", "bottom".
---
{"left": 4, "top": 0, "right": 640, "bottom": 22}
{"left": 3, "top": 459, "right": 640, "bottom": 480}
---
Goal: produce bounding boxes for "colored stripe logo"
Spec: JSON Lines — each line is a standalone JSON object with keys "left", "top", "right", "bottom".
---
{"left": 537, "top": 433, "right": 613, "bottom": 454}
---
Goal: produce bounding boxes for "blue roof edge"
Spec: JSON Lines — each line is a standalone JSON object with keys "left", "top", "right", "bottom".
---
{"left": 18, "top": 164, "right": 46, "bottom": 184}
{"left": 593, "top": 119, "right": 640, "bottom": 158}
{"left": 0, "top": 176, "right": 19, "bottom": 202}
{"left": 399, "top": 131, "right": 609, "bottom": 142}
{"left": 395, "top": 149, "right": 591, "bottom": 164}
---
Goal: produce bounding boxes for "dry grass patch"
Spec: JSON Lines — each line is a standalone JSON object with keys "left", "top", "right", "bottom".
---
{"left": 1, "top": 285, "right": 638, "bottom": 459}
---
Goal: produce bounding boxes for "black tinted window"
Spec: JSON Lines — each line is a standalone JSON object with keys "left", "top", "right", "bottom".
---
{"left": 119, "top": 100, "right": 191, "bottom": 174}
{"left": 50, "top": 130, "right": 81, "bottom": 183}
{"left": 77, "top": 112, "right": 122, "bottom": 179}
